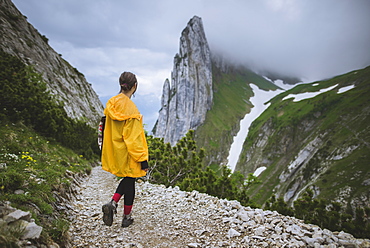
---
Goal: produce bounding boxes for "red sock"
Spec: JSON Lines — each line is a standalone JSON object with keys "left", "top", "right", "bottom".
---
{"left": 124, "top": 205, "right": 133, "bottom": 215}
{"left": 112, "top": 193, "right": 121, "bottom": 203}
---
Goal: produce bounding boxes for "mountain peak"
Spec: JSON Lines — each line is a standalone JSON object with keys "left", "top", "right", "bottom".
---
{"left": 153, "top": 16, "right": 212, "bottom": 145}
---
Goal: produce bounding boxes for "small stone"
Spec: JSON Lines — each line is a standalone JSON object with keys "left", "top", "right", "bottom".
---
{"left": 303, "top": 237, "right": 317, "bottom": 247}
{"left": 228, "top": 228, "right": 241, "bottom": 238}
{"left": 255, "top": 226, "right": 265, "bottom": 236}
{"left": 242, "top": 236, "right": 250, "bottom": 243}
{"left": 21, "top": 221, "right": 43, "bottom": 240}
{"left": 4, "top": 209, "right": 31, "bottom": 223}
{"left": 187, "top": 242, "right": 200, "bottom": 247}
{"left": 14, "top": 189, "right": 25, "bottom": 195}
{"left": 255, "top": 213, "right": 264, "bottom": 224}
{"left": 336, "top": 231, "right": 354, "bottom": 240}
{"left": 237, "top": 211, "right": 250, "bottom": 222}
{"left": 194, "top": 229, "right": 206, "bottom": 236}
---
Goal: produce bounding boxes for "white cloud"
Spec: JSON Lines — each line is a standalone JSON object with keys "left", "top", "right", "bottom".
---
{"left": 265, "top": 0, "right": 302, "bottom": 20}
{"left": 14, "top": 0, "right": 370, "bottom": 85}
{"left": 50, "top": 41, "right": 172, "bottom": 98}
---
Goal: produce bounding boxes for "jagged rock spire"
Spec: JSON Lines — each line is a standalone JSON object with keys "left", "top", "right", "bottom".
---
{"left": 153, "top": 16, "right": 213, "bottom": 145}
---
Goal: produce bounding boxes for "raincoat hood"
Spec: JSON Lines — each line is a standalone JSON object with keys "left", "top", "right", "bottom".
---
{"left": 104, "top": 93, "right": 142, "bottom": 121}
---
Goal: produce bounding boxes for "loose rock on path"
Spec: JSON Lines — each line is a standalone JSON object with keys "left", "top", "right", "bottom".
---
{"left": 69, "top": 166, "right": 370, "bottom": 248}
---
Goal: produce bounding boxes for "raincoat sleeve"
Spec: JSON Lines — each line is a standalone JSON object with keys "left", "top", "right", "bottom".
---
{"left": 122, "top": 118, "right": 149, "bottom": 162}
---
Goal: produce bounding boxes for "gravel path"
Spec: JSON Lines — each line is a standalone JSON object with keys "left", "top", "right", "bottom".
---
{"left": 70, "top": 166, "right": 226, "bottom": 248}
{"left": 69, "top": 166, "right": 370, "bottom": 248}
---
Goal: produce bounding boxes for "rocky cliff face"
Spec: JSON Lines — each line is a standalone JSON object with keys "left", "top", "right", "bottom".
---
{"left": 153, "top": 16, "right": 213, "bottom": 145}
{"left": 0, "top": 0, "right": 103, "bottom": 127}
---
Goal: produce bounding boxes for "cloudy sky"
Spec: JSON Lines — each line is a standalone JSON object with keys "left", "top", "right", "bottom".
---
{"left": 12, "top": 0, "right": 370, "bottom": 130}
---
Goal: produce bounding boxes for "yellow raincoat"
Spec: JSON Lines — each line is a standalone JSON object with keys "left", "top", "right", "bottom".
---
{"left": 101, "top": 93, "right": 148, "bottom": 178}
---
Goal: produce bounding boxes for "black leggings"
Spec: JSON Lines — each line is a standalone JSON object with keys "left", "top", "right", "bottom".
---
{"left": 115, "top": 177, "right": 136, "bottom": 206}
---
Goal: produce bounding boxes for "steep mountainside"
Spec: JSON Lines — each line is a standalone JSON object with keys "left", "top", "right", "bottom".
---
{"left": 153, "top": 15, "right": 369, "bottom": 211}
{"left": 195, "top": 59, "right": 280, "bottom": 168}
{"left": 0, "top": 0, "right": 103, "bottom": 126}
{"left": 235, "top": 66, "right": 370, "bottom": 209}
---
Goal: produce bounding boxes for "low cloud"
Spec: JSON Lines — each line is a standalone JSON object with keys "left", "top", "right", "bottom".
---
{"left": 12, "top": 0, "right": 370, "bottom": 130}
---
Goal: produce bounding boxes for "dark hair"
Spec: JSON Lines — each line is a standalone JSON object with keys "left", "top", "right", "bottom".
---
{"left": 119, "top": 72, "right": 137, "bottom": 93}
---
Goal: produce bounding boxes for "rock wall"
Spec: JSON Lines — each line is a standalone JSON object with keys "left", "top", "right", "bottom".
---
{"left": 0, "top": 0, "right": 103, "bottom": 127}
{"left": 153, "top": 16, "right": 213, "bottom": 145}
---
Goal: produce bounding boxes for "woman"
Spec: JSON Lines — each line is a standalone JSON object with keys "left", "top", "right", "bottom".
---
{"left": 101, "top": 71, "right": 149, "bottom": 228}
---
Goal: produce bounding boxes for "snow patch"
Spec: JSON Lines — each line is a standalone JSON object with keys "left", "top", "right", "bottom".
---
{"left": 282, "top": 84, "right": 338, "bottom": 102}
{"left": 337, "top": 85, "right": 355, "bottom": 94}
{"left": 253, "top": 166, "right": 267, "bottom": 177}
{"left": 227, "top": 84, "right": 284, "bottom": 171}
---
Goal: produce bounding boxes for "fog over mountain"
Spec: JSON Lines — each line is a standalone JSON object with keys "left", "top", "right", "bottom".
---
{"left": 12, "top": 0, "right": 370, "bottom": 129}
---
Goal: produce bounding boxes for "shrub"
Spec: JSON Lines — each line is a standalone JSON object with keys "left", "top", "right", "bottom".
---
{"left": 266, "top": 190, "right": 370, "bottom": 239}
{"left": 147, "top": 130, "right": 259, "bottom": 207}
{"left": 0, "top": 49, "right": 98, "bottom": 159}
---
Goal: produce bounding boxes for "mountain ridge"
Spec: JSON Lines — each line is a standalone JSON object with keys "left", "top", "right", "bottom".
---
{"left": 0, "top": 0, "right": 103, "bottom": 127}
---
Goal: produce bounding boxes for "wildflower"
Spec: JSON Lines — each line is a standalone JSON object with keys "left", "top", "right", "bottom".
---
{"left": 21, "top": 152, "right": 36, "bottom": 164}
{"left": 4, "top": 153, "right": 19, "bottom": 161}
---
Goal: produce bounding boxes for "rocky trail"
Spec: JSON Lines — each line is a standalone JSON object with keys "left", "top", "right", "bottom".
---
{"left": 69, "top": 166, "right": 370, "bottom": 248}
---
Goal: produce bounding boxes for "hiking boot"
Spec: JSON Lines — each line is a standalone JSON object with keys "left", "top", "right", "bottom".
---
{"left": 121, "top": 213, "right": 134, "bottom": 228}
{"left": 102, "top": 200, "right": 117, "bottom": 226}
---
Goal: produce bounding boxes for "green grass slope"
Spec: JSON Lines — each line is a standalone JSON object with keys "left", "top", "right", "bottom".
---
{"left": 0, "top": 122, "right": 93, "bottom": 246}
{"left": 195, "top": 63, "right": 280, "bottom": 169}
{"left": 235, "top": 65, "right": 370, "bottom": 209}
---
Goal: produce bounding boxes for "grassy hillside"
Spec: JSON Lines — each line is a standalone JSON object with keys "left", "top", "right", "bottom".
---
{"left": 235, "top": 65, "right": 370, "bottom": 209}
{"left": 0, "top": 121, "right": 93, "bottom": 246}
{"left": 0, "top": 49, "right": 99, "bottom": 159}
{"left": 195, "top": 63, "right": 279, "bottom": 169}
{"left": 0, "top": 49, "right": 98, "bottom": 246}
